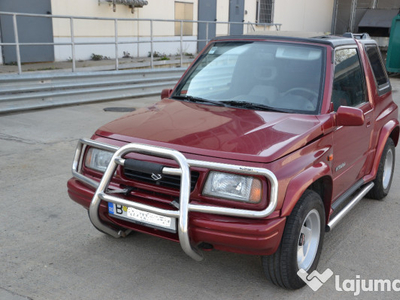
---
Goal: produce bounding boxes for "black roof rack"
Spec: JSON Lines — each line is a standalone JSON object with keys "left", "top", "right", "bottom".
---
{"left": 343, "top": 32, "right": 371, "bottom": 40}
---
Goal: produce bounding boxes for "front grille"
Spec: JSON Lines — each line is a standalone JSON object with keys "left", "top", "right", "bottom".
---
{"left": 123, "top": 167, "right": 199, "bottom": 191}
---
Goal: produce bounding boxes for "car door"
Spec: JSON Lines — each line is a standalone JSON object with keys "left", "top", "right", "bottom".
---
{"left": 331, "top": 46, "right": 374, "bottom": 199}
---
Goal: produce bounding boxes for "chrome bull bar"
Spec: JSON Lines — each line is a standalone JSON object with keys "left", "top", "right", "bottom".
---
{"left": 72, "top": 138, "right": 279, "bottom": 261}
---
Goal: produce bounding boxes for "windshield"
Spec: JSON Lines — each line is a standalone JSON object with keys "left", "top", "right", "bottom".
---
{"left": 173, "top": 41, "right": 325, "bottom": 114}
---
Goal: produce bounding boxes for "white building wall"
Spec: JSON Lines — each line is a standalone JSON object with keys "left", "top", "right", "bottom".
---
{"left": 39, "top": 0, "right": 334, "bottom": 61}
{"left": 244, "top": 1, "right": 262, "bottom": 34}
{"left": 274, "top": 0, "right": 334, "bottom": 32}
{"left": 50, "top": 0, "right": 198, "bottom": 61}
{"left": 216, "top": 0, "right": 230, "bottom": 35}
{"left": 214, "top": 0, "right": 333, "bottom": 36}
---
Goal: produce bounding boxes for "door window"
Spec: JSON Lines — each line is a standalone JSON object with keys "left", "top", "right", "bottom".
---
{"left": 332, "top": 48, "right": 367, "bottom": 111}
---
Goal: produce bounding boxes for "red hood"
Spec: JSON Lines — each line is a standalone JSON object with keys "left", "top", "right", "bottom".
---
{"left": 96, "top": 99, "right": 328, "bottom": 163}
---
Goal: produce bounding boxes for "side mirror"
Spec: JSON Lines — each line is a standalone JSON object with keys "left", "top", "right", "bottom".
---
{"left": 161, "top": 89, "right": 172, "bottom": 99}
{"left": 336, "top": 106, "right": 364, "bottom": 126}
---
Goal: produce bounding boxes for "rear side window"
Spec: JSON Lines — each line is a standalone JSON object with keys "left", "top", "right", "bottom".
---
{"left": 365, "top": 45, "right": 389, "bottom": 88}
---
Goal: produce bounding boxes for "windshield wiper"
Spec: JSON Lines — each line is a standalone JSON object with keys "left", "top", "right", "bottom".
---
{"left": 172, "top": 95, "right": 227, "bottom": 107}
{"left": 221, "top": 100, "right": 286, "bottom": 112}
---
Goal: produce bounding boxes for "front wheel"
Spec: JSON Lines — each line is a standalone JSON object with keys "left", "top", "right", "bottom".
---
{"left": 262, "top": 190, "right": 325, "bottom": 289}
{"left": 367, "top": 138, "right": 395, "bottom": 200}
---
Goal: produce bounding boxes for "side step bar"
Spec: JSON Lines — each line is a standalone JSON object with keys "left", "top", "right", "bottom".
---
{"left": 326, "top": 182, "right": 374, "bottom": 232}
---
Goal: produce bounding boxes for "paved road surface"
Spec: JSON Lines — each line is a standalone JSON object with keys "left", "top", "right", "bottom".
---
{"left": 1, "top": 78, "right": 400, "bottom": 299}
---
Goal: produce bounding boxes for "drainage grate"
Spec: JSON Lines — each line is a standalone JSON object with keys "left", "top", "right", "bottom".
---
{"left": 103, "top": 107, "right": 136, "bottom": 112}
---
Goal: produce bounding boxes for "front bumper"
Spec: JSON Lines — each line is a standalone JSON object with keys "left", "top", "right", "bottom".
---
{"left": 69, "top": 138, "right": 283, "bottom": 260}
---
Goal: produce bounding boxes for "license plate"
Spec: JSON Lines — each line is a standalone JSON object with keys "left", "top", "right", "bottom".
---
{"left": 108, "top": 203, "right": 176, "bottom": 233}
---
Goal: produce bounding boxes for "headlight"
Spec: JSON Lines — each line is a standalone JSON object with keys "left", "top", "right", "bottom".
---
{"left": 203, "top": 171, "right": 262, "bottom": 203}
{"left": 85, "top": 148, "right": 114, "bottom": 172}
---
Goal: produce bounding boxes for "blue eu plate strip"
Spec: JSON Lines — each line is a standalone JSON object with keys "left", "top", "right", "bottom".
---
{"left": 108, "top": 202, "right": 115, "bottom": 214}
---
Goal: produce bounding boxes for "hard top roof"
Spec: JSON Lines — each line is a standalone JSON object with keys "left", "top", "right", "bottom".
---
{"left": 211, "top": 32, "right": 376, "bottom": 48}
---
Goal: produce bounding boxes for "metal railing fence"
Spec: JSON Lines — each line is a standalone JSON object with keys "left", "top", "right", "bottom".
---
{"left": 0, "top": 11, "right": 281, "bottom": 75}
{"left": 0, "top": 68, "right": 186, "bottom": 114}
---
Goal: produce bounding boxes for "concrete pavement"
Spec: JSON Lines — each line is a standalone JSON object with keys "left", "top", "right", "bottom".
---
{"left": 0, "top": 77, "right": 400, "bottom": 299}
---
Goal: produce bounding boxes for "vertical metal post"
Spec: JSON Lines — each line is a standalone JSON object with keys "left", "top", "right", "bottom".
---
{"left": 271, "top": 0, "right": 276, "bottom": 23}
{"left": 12, "top": 14, "right": 22, "bottom": 74}
{"left": 349, "top": 0, "right": 358, "bottom": 33}
{"left": 180, "top": 21, "right": 183, "bottom": 67}
{"left": 150, "top": 20, "right": 154, "bottom": 69}
{"left": 115, "top": 19, "right": 119, "bottom": 71}
{"left": 206, "top": 22, "right": 209, "bottom": 45}
{"left": 137, "top": 19, "right": 140, "bottom": 58}
{"left": 227, "top": 22, "right": 231, "bottom": 35}
{"left": 331, "top": 0, "right": 339, "bottom": 34}
{"left": 70, "top": 17, "right": 76, "bottom": 72}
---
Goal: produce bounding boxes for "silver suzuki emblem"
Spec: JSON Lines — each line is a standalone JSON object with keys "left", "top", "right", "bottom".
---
{"left": 151, "top": 173, "right": 162, "bottom": 181}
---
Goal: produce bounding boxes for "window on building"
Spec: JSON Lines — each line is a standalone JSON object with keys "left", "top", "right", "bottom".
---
{"left": 175, "top": 2, "right": 194, "bottom": 36}
{"left": 256, "top": 0, "right": 274, "bottom": 24}
{"left": 332, "top": 48, "right": 367, "bottom": 111}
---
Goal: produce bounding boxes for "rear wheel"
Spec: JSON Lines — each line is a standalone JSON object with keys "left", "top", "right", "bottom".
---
{"left": 367, "top": 138, "right": 395, "bottom": 200}
{"left": 262, "top": 190, "right": 325, "bottom": 289}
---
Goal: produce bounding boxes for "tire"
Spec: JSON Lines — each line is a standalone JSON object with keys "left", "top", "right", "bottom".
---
{"left": 262, "top": 190, "right": 325, "bottom": 289}
{"left": 367, "top": 138, "right": 395, "bottom": 200}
